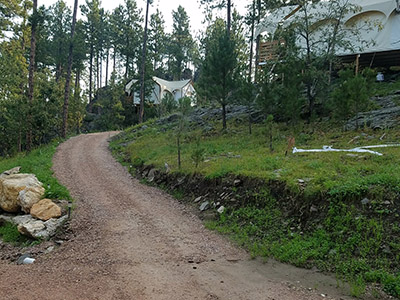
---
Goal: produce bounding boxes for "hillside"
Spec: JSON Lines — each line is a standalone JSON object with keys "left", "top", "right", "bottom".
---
{"left": 110, "top": 86, "right": 400, "bottom": 298}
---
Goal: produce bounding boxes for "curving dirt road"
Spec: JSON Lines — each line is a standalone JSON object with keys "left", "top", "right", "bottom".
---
{"left": 0, "top": 132, "right": 353, "bottom": 300}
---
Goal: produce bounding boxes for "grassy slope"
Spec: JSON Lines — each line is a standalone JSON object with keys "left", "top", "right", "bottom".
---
{"left": 115, "top": 121, "right": 400, "bottom": 200}
{"left": 110, "top": 81, "right": 400, "bottom": 298}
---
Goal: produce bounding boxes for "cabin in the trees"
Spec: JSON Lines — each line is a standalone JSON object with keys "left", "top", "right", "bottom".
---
{"left": 256, "top": 0, "right": 400, "bottom": 68}
{"left": 125, "top": 77, "right": 196, "bottom": 105}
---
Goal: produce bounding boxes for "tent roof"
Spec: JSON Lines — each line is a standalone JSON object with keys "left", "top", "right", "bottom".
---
{"left": 125, "top": 77, "right": 193, "bottom": 95}
{"left": 152, "top": 77, "right": 192, "bottom": 93}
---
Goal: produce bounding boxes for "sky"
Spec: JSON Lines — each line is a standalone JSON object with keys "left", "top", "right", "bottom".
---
{"left": 43, "top": 0, "right": 249, "bottom": 35}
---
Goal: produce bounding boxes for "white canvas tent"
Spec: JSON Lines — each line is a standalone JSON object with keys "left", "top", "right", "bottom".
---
{"left": 256, "top": 0, "right": 400, "bottom": 65}
{"left": 125, "top": 76, "right": 195, "bottom": 105}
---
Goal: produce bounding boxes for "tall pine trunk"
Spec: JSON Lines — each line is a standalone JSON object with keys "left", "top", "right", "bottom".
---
{"left": 62, "top": 0, "right": 78, "bottom": 138}
{"left": 254, "top": 0, "right": 261, "bottom": 82}
{"left": 227, "top": 0, "right": 231, "bottom": 34}
{"left": 105, "top": 48, "right": 109, "bottom": 86}
{"left": 19, "top": 13, "right": 27, "bottom": 152}
{"left": 88, "top": 44, "right": 94, "bottom": 112}
{"left": 222, "top": 103, "right": 227, "bottom": 130}
{"left": 96, "top": 52, "right": 99, "bottom": 90}
{"left": 27, "top": 0, "right": 38, "bottom": 152}
{"left": 100, "top": 53, "right": 103, "bottom": 88}
{"left": 139, "top": 0, "right": 150, "bottom": 123}
{"left": 113, "top": 47, "right": 116, "bottom": 73}
{"left": 75, "top": 70, "right": 81, "bottom": 134}
{"left": 248, "top": 0, "right": 256, "bottom": 82}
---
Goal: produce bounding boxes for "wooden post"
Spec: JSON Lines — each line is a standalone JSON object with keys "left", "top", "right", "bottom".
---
{"left": 355, "top": 54, "right": 360, "bottom": 75}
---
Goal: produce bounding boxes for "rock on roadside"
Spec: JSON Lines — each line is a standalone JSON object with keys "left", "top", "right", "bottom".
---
{"left": 0, "top": 173, "right": 45, "bottom": 213}
{"left": 30, "top": 199, "right": 61, "bottom": 221}
{"left": 14, "top": 215, "right": 68, "bottom": 240}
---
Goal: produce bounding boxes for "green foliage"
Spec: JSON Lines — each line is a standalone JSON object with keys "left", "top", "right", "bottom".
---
{"left": 190, "top": 135, "right": 206, "bottom": 169}
{"left": 91, "top": 75, "right": 125, "bottom": 131}
{"left": 258, "top": 50, "right": 305, "bottom": 124}
{"left": 330, "top": 68, "right": 375, "bottom": 123}
{"left": 197, "top": 18, "right": 238, "bottom": 129}
{"left": 0, "top": 222, "right": 31, "bottom": 245}
{"left": 158, "top": 93, "right": 177, "bottom": 117}
{"left": 148, "top": 9, "right": 168, "bottom": 76}
{"left": 169, "top": 5, "right": 196, "bottom": 80}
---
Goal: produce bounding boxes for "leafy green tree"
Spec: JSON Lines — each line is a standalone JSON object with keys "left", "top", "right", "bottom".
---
{"left": 0, "top": 37, "right": 28, "bottom": 155}
{"left": 92, "top": 73, "right": 125, "bottom": 130}
{"left": 169, "top": 6, "right": 195, "bottom": 80}
{"left": 0, "top": 0, "right": 23, "bottom": 37}
{"left": 114, "top": 0, "right": 142, "bottom": 79}
{"left": 330, "top": 68, "right": 375, "bottom": 127}
{"left": 197, "top": 18, "right": 237, "bottom": 130}
{"left": 43, "top": 0, "right": 71, "bottom": 81}
{"left": 257, "top": 36, "right": 305, "bottom": 125}
{"left": 148, "top": 9, "right": 168, "bottom": 77}
{"left": 81, "top": 0, "right": 100, "bottom": 110}
{"left": 26, "top": 0, "right": 39, "bottom": 152}
{"left": 200, "top": 0, "right": 232, "bottom": 33}
{"left": 138, "top": 0, "right": 152, "bottom": 124}
{"left": 62, "top": 0, "right": 79, "bottom": 138}
{"left": 157, "top": 93, "right": 177, "bottom": 118}
{"left": 286, "top": 0, "right": 361, "bottom": 121}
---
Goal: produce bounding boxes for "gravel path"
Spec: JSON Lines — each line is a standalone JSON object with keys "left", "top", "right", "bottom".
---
{"left": 0, "top": 132, "right": 353, "bottom": 300}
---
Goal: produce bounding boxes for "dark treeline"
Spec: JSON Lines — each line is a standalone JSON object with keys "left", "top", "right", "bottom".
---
{"left": 0, "top": 0, "right": 375, "bottom": 156}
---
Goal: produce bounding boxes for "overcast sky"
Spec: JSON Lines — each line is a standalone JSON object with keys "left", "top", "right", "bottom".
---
{"left": 43, "top": 0, "right": 248, "bottom": 35}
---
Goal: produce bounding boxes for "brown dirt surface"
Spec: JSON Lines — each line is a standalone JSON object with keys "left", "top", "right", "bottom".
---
{"left": 0, "top": 132, "right": 358, "bottom": 300}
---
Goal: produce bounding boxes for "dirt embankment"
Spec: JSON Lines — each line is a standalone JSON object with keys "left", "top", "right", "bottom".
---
{"left": 0, "top": 132, "right": 357, "bottom": 299}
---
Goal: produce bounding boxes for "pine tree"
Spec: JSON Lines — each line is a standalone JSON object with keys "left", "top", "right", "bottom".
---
{"left": 197, "top": 18, "right": 237, "bottom": 130}
{"left": 26, "top": 0, "right": 38, "bottom": 152}
{"left": 62, "top": 0, "right": 78, "bottom": 138}
{"left": 169, "top": 6, "right": 194, "bottom": 80}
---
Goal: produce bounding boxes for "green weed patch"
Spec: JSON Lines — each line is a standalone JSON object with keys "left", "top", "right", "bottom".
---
{"left": 0, "top": 222, "right": 32, "bottom": 246}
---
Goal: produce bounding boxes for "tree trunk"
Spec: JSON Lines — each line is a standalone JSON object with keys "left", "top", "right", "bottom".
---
{"left": 248, "top": 0, "right": 256, "bottom": 83}
{"left": 222, "top": 103, "right": 227, "bottom": 130}
{"left": 96, "top": 52, "right": 99, "bottom": 90}
{"left": 113, "top": 47, "right": 116, "bottom": 73}
{"left": 99, "top": 51, "right": 103, "bottom": 89}
{"left": 254, "top": 0, "right": 262, "bottom": 82}
{"left": 307, "top": 83, "right": 314, "bottom": 123}
{"left": 62, "top": 0, "right": 78, "bottom": 139}
{"left": 248, "top": 113, "right": 252, "bottom": 135}
{"left": 227, "top": 0, "right": 231, "bottom": 35}
{"left": 139, "top": 0, "right": 151, "bottom": 123}
{"left": 177, "top": 135, "right": 181, "bottom": 169}
{"left": 26, "top": 0, "right": 38, "bottom": 152}
{"left": 19, "top": 17, "right": 26, "bottom": 153}
{"left": 75, "top": 70, "right": 81, "bottom": 135}
{"left": 88, "top": 45, "right": 94, "bottom": 112}
{"left": 105, "top": 48, "right": 109, "bottom": 86}
{"left": 75, "top": 69, "right": 80, "bottom": 91}
{"left": 125, "top": 36, "right": 129, "bottom": 80}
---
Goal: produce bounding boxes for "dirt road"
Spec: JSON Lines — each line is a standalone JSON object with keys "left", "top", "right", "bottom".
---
{"left": 0, "top": 132, "right": 353, "bottom": 300}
